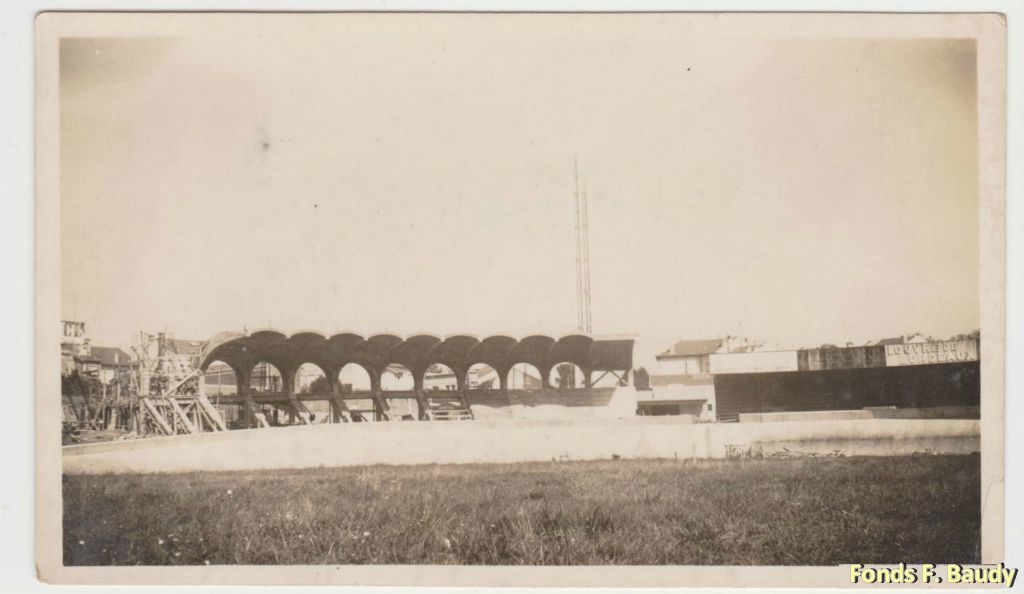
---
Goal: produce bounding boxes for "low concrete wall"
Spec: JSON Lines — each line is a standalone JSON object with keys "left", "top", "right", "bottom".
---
{"left": 868, "top": 406, "right": 980, "bottom": 420}
{"left": 739, "top": 410, "right": 872, "bottom": 423}
{"left": 63, "top": 417, "right": 979, "bottom": 475}
{"left": 739, "top": 406, "right": 981, "bottom": 423}
{"left": 467, "top": 387, "right": 638, "bottom": 420}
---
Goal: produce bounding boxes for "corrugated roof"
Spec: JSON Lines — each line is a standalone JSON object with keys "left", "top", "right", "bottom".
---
{"left": 657, "top": 339, "right": 723, "bottom": 358}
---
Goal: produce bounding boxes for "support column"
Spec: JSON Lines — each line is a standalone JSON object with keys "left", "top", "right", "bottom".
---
{"left": 282, "top": 366, "right": 310, "bottom": 423}
{"left": 371, "top": 368, "right": 390, "bottom": 421}
{"left": 413, "top": 369, "right": 429, "bottom": 420}
{"left": 498, "top": 365, "right": 510, "bottom": 393}
{"left": 235, "top": 365, "right": 258, "bottom": 429}
{"left": 325, "top": 373, "right": 347, "bottom": 423}
{"left": 282, "top": 370, "right": 295, "bottom": 423}
{"left": 539, "top": 364, "right": 553, "bottom": 390}
{"left": 331, "top": 394, "right": 352, "bottom": 423}
{"left": 455, "top": 366, "right": 473, "bottom": 411}
{"left": 373, "top": 391, "right": 389, "bottom": 421}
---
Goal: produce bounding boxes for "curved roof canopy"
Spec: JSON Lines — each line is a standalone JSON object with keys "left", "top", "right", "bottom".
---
{"left": 201, "top": 330, "right": 633, "bottom": 376}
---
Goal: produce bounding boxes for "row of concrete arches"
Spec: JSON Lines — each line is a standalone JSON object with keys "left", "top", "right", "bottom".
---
{"left": 200, "top": 331, "right": 634, "bottom": 391}
{"left": 204, "top": 360, "right": 614, "bottom": 397}
{"left": 204, "top": 359, "right": 601, "bottom": 396}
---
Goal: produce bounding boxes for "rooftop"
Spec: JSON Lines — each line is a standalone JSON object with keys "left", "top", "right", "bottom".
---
{"left": 656, "top": 339, "right": 723, "bottom": 358}
{"left": 89, "top": 346, "right": 134, "bottom": 367}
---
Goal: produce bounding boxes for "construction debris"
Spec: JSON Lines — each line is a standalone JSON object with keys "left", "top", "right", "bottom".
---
{"left": 724, "top": 444, "right": 846, "bottom": 459}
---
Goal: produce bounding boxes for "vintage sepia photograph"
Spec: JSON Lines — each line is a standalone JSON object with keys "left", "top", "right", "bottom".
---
{"left": 34, "top": 10, "right": 1007, "bottom": 587}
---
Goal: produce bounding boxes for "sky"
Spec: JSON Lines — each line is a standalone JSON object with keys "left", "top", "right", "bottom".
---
{"left": 59, "top": 15, "right": 979, "bottom": 368}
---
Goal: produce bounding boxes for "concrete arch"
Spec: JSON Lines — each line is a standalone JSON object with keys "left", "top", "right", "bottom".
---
{"left": 465, "top": 362, "right": 501, "bottom": 390}
{"left": 508, "top": 335, "right": 556, "bottom": 371}
{"left": 338, "top": 362, "right": 373, "bottom": 393}
{"left": 203, "top": 359, "right": 239, "bottom": 396}
{"left": 381, "top": 363, "right": 415, "bottom": 391}
{"left": 248, "top": 361, "right": 284, "bottom": 394}
{"left": 321, "top": 333, "right": 367, "bottom": 372}
{"left": 326, "top": 332, "right": 366, "bottom": 350}
{"left": 548, "top": 335, "right": 594, "bottom": 370}
{"left": 423, "top": 362, "right": 460, "bottom": 392}
{"left": 466, "top": 335, "right": 517, "bottom": 371}
{"left": 388, "top": 334, "right": 443, "bottom": 381}
{"left": 359, "top": 334, "right": 404, "bottom": 369}
{"left": 425, "top": 335, "right": 479, "bottom": 369}
{"left": 294, "top": 361, "right": 329, "bottom": 394}
{"left": 199, "top": 330, "right": 635, "bottom": 391}
{"left": 548, "top": 361, "right": 587, "bottom": 390}
{"left": 200, "top": 329, "right": 287, "bottom": 372}
{"left": 507, "top": 362, "right": 543, "bottom": 391}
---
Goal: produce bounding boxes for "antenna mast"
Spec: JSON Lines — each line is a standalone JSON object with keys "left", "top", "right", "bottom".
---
{"left": 574, "top": 159, "right": 593, "bottom": 334}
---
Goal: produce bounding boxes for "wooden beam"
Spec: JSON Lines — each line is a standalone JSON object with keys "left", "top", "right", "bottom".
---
{"left": 165, "top": 397, "right": 198, "bottom": 434}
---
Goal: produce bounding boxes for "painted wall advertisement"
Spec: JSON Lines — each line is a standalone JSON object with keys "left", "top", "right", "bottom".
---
{"left": 884, "top": 339, "right": 979, "bottom": 367}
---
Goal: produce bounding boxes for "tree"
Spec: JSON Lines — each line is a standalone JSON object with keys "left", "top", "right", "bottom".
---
{"left": 303, "top": 375, "right": 330, "bottom": 394}
{"left": 61, "top": 370, "right": 104, "bottom": 426}
{"left": 633, "top": 367, "right": 650, "bottom": 391}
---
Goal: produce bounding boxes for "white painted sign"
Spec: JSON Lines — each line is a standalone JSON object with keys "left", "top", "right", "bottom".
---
{"left": 61, "top": 320, "right": 85, "bottom": 343}
{"left": 884, "top": 339, "right": 978, "bottom": 367}
{"left": 709, "top": 350, "right": 799, "bottom": 374}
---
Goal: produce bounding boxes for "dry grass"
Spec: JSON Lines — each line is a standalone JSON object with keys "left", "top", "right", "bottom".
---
{"left": 63, "top": 453, "right": 979, "bottom": 566}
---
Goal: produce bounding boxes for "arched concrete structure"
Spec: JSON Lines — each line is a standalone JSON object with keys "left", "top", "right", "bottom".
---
{"left": 338, "top": 362, "right": 373, "bottom": 392}
{"left": 549, "top": 362, "right": 587, "bottom": 390}
{"left": 507, "top": 362, "right": 543, "bottom": 391}
{"left": 465, "top": 362, "right": 501, "bottom": 390}
{"left": 204, "top": 360, "right": 238, "bottom": 396}
{"left": 423, "top": 363, "right": 460, "bottom": 392}
{"left": 248, "top": 361, "right": 284, "bottom": 394}
{"left": 381, "top": 363, "right": 415, "bottom": 391}
{"left": 295, "top": 362, "right": 328, "bottom": 394}
{"left": 199, "top": 330, "right": 635, "bottom": 426}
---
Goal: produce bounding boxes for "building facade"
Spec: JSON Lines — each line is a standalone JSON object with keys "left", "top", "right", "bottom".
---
{"left": 711, "top": 336, "right": 980, "bottom": 421}
{"left": 639, "top": 338, "right": 732, "bottom": 419}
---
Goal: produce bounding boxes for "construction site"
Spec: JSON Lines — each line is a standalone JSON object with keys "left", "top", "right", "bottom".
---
{"left": 61, "top": 326, "right": 637, "bottom": 444}
{"left": 59, "top": 159, "right": 980, "bottom": 450}
{"left": 61, "top": 329, "right": 225, "bottom": 443}
{"left": 59, "top": 164, "right": 641, "bottom": 443}
{"left": 45, "top": 22, "right": 996, "bottom": 577}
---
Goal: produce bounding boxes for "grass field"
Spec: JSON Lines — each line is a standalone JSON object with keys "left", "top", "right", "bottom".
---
{"left": 63, "top": 453, "right": 979, "bottom": 566}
